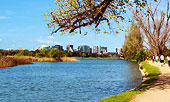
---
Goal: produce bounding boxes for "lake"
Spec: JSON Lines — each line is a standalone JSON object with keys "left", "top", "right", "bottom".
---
{"left": 0, "top": 59, "right": 142, "bottom": 102}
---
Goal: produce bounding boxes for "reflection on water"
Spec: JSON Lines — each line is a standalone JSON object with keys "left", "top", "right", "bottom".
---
{"left": 0, "top": 59, "right": 142, "bottom": 102}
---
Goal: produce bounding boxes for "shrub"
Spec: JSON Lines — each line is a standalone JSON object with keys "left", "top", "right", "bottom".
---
{"left": 136, "top": 50, "right": 147, "bottom": 63}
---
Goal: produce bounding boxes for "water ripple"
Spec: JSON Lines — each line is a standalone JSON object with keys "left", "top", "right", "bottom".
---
{"left": 0, "top": 59, "right": 142, "bottom": 102}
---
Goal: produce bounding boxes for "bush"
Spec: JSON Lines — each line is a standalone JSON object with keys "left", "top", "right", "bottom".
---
{"left": 48, "top": 48, "right": 66, "bottom": 59}
{"left": 15, "top": 50, "right": 35, "bottom": 56}
{"left": 15, "top": 51, "right": 24, "bottom": 56}
{"left": 136, "top": 50, "right": 147, "bottom": 63}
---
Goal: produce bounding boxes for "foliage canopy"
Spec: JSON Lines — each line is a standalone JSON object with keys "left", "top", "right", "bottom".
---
{"left": 43, "top": 0, "right": 148, "bottom": 34}
{"left": 122, "top": 22, "right": 143, "bottom": 61}
{"left": 131, "top": 0, "right": 170, "bottom": 55}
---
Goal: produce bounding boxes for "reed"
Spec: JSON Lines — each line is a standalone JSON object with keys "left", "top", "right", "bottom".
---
{"left": 12, "top": 56, "right": 78, "bottom": 62}
{"left": 0, "top": 56, "right": 33, "bottom": 68}
{"left": 61, "top": 57, "right": 78, "bottom": 62}
{"left": 0, "top": 56, "right": 78, "bottom": 68}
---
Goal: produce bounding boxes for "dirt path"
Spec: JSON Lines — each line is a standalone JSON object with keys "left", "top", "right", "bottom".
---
{"left": 131, "top": 61, "right": 170, "bottom": 102}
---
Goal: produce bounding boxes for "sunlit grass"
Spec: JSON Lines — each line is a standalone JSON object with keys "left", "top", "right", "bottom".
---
{"left": 165, "top": 58, "right": 168, "bottom": 64}
{"left": 0, "top": 56, "right": 33, "bottom": 68}
{"left": 0, "top": 56, "right": 78, "bottom": 68}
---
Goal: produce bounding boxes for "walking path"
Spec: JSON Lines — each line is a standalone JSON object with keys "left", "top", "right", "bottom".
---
{"left": 131, "top": 61, "right": 170, "bottom": 102}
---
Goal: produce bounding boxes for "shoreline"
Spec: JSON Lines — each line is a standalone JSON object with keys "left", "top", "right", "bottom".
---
{"left": 97, "top": 61, "right": 161, "bottom": 102}
{"left": 138, "top": 64, "right": 149, "bottom": 83}
{"left": 131, "top": 61, "right": 170, "bottom": 102}
{"left": 1, "top": 58, "right": 162, "bottom": 102}
{"left": 0, "top": 56, "right": 78, "bottom": 68}
{"left": 75, "top": 56, "right": 121, "bottom": 59}
{"left": 1, "top": 58, "right": 162, "bottom": 101}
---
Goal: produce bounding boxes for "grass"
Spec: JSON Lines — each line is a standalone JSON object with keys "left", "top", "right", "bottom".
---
{"left": 165, "top": 58, "right": 168, "bottom": 64}
{"left": 97, "top": 61, "right": 161, "bottom": 102}
{"left": 0, "top": 56, "right": 33, "bottom": 68}
{"left": 8, "top": 56, "right": 78, "bottom": 62}
{"left": 61, "top": 57, "right": 78, "bottom": 62}
{"left": 0, "top": 56, "right": 78, "bottom": 68}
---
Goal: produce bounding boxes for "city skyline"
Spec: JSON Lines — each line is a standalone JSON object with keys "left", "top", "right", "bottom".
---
{"left": 34, "top": 44, "right": 109, "bottom": 52}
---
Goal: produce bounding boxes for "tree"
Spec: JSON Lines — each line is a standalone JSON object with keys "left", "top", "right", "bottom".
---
{"left": 81, "top": 52, "right": 86, "bottom": 58}
{"left": 136, "top": 50, "right": 147, "bottom": 63}
{"left": 131, "top": 0, "right": 170, "bottom": 56}
{"left": 48, "top": 48, "right": 66, "bottom": 59}
{"left": 122, "top": 22, "right": 143, "bottom": 61}
{"left": 39, "top": 49, "right": 48, "bottom": 57}
{"left": 15, "top": 51, "right": 25, "bottom": 56}
{"left": 43, "top": 0, "right": 148, "bottom": 34}
{"left": 0, "top": 53, "right": 2, "bottom": 56}
{"left": 15, "top": 50, "right": 33, "bottom": 56}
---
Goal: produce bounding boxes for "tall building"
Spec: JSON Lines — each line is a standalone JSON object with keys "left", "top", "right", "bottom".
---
{"left": 92, "top": 46, "right": 100, "bottom": 54}
{"left": 78, "top": 45, "right": 91, "bottom": 53}
{"left": 52, "top": 45, "right": 63, "bottom": 50}
{"left": 34, "top": 45, "right": 50, "bottom": 50}
{"left": 100, "top": 46, "right": 107, "bottom": 54}
{"left": 66, "top": 45, "right": 74, "bottom": 52}
{"left": 116, "top": 48, "right": 122, "bottom": 55}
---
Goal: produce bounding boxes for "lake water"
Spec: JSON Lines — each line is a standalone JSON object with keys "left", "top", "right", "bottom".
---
{"left": 0, "top": 59, "right": 142, "bottom": 102}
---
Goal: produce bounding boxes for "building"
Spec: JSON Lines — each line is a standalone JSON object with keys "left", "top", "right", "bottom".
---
{"left": 66, "top": 45, "right": 74, "bottom": 52}
{"left": 34, "top": 45, "right": 50, "bottom": 51}
{"left": 116, "top": 48, "right": 122, "bottom": 55}
{"left": 100, "top": 46, "right": 107, "bottom": 54}
{"left": 41, "top": 45, "right": 50, "bottom": 50}
{"left": 17, "top": 48, "right": 24, "bottom": 51}
{"left": 51, "top": 45, "right": 63, "bottom": 50}
{"left": 78, "top": 45, "right": 91, "bottom": 53}
{"left": 91, "top": 46, "right": 100, "bottom": 54}
{"left": 91, "top": 46, "right": 107, "bottom": 54}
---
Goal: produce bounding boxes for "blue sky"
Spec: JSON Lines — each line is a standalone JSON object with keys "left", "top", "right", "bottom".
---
{"left": 0, "top": 0, "right": 129, "bottom": 52}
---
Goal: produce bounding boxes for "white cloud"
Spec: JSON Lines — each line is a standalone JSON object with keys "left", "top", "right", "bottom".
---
{"left": 0, "top": 16, "right": 8, "bottom": 19}
{"left": 37, "top": 40, "right": 60, "bottom": 45}
{"left": 48, "top": 36, "right": 55, "bottom": 39}
{"left": 0, "top": 38, "right": 2, "bottom": 41}
{"left": 37, "top": 40, "right": 44, "bottom": 43}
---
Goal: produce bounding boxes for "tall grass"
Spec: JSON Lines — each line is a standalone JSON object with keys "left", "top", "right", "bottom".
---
{"left": 13, "top": 56, "right": 78, "bottom": 62}
{"left": 0, "top": 56, "right": 78, "bottom": 68}
{"left": 0, "top": 56, "right": 33, "bottom": 68}
{"left": 61, "top": 57, "right": 78, "bottom": 62}
{"left": 97, "top": 61, "right": 161, "bottom": 102}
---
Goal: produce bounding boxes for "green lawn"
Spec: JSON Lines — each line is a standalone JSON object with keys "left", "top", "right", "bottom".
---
{"left": 165, "top": 58, "right": 168, "bottom": 64}
{"left": 97, "top": 61, "right": 161, "bottom": 102}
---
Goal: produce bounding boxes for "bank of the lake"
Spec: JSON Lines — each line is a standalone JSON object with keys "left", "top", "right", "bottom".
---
{"left": 76, "top": 56, "right": 120, "bottom": 59}
{"left": 0, "top": 59, "right": 142, "bottom": 102}
{"left": 0, "top": 56, "right": 78, "bottom": 68}
{"left": 0, "top": 56, "right": 33, "bottom": 68}
{"left": 131, "top": 61, "right": 170, "bottom": 102}
{"left": 97, "top": 61, "right": 161, "bottom": 102}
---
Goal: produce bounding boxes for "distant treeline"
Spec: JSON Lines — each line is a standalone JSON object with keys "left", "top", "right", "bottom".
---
{"left": 0, "top": 48, "right": 113, "bottom": 58}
